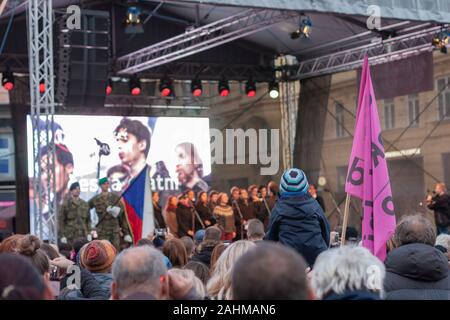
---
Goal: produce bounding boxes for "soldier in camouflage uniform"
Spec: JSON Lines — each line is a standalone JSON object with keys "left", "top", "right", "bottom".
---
{"left": 88, "top": 177, "right": 132, "bottom": 250}
{"left": 58, "top": 182, "right": 91, "bottom": 245}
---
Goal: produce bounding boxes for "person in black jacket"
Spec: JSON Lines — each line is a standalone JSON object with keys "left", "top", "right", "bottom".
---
{"left": 426, "top": 182, "right": 450, "bottom": 235}
{"left": 384, "top": 214, "right": 450, "bottom": 300}
{"left": 230, "top": 187, "right": 244, "bottom": 240}
{"left": 195, "top": 191, "right": 216, "bottom": 227}
{"left": 265, "top": 168, "right": 330, "bottom": 267}
{"left": 191, "top": 226, "right": 222, "bottom": 268}
{"left": 152, "top": 191, "right": 166, "bottom": 230}
{"left": 176, "top": 194, "right": 195, "bottom": 238}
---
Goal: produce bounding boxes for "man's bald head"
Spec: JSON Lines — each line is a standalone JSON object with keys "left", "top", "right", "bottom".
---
{"left": 231, "top": 242, "right": 309, "bottom": 300}
{"left": 112, "top": 246, "right": 168, "bottom": 299}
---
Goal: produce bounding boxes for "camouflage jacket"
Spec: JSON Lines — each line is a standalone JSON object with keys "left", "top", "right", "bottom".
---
{"left": 88, "top": 192, "right": 131, "bottom": 236}
{"left": 59, "top": 197, "right": 90, "bottom": 241}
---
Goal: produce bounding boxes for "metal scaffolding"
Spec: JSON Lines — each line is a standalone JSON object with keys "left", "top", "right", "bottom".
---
{"left": 117, "top": 8, "right": 298, "bottom": 74}
{"left": 27, "top": 0, "right": 57, "bottom": 243}
{"left": 294, "top": 25, "right": 447, "bottom": 80}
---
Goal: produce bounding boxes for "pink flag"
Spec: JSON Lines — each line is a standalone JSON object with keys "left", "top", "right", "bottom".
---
{"left": 345, "top": 56, "right": 396, "bottom": 261}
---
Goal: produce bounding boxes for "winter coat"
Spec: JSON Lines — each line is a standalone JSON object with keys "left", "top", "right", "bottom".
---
{"left": 324, "top": 290, "right": 380, "bottom": 300}
{"left": 384, "top": 243, "right": 450, "bottom": 300}
{"left": 192, "top": 245, "right": 216, "bottom": 268}
{"left": 265, "top": 192, "right": 330, "bottom": 267}
{"left": 176, "top": 203, "right": 194, "bottom": 238}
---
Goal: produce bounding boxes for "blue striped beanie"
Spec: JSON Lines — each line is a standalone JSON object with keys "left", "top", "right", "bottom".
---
{"left": 279, "top": 168, "right": 309, "bottom": 196}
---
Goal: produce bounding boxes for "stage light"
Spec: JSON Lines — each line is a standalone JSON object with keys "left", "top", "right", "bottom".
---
{"left": 129, "top": 78, "right": 141, "bottom": 96}
{"left": 125, "top": 6, "right": 143, "bottom": 34}
{"left": 106, "top": 80, "right": 113, "bottom": 95}
{"left": 2, "top": 71, "right": 14, "bottom": 91}
{"left": 291, "top": 15, "right": 312, "bottom": 39}
{"left": 432, "top": 30, "right": 450, "bottom": 54}
{"left": 218, "top": 78, "right": 230, "bottom": 97}
{"left": 245, "top": 79, "right": 256, "bottom": 97}
{"left": 191, "top": 79, "right": 202, "bottom": 97}
{"left": 159, "top": 78, "right": 173, "bottom": 97}
{"left": 269, "top": 81, "right": 279, "bottom": 99}
{"left": 39, "top": 80, "right": 46, "bottom": 94}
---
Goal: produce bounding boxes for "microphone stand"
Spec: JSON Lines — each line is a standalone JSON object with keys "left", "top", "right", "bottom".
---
{"left": 232, "top": 199, "right": 244, "bottom": 240}
{"left": 189, "top": 200, "right": 205, "bottom": 233}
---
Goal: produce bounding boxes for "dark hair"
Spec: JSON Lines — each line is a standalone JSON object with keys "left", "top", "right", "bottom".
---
{"left": 136, "top": 238, "right": 154, "bottom": 247}
{"left": 176, "top": 142, "right": 203, "bottom": 177}
{"left": 231, "top": 242, "right": 308, "bottom": 300}
{"left": 72, "top": 237, "right": 89, "bottom": 257}
{"left": 394, "top": 214, "right": 436, "bottom": 247}
{"left": 184, "top": 261, "right": 210, "bottom": 286}
{"left": 114, "top": 118, "right": 151, "bottom": 157}
{"left": 162, "top": 238, "right": 188, "bottom": 268}
{"left": 268, "top": 181, "right": 279, "bottom": 196}
{"left": 0, "top": 254, "right": 46, "bottom": 300}
{"left": 40, "top": 243, "right": 59, "bottom": 260}
{"left": 39, "top": 144, "right": 74, "bottom": 167}
{"left": 196, "top": 191, "right": 208, "bottom": 206}
{"left": 107, "top": 164, "right": 130, "bottom": 178}
{"left": 17, "top": 235, "right": 50, "bottom": 275}
{"left": 165, "top": 195, "right": 178, "bottom": 211}
{"left": 258, "top": 185, "right": 267, "bottom": 191}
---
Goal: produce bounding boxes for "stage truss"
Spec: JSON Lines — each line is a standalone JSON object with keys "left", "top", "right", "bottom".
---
{"left": 27, "top": 0, "right": 57, "bottom": 243}
{"left": 117, "top": 8, "right": 298, "bottom": 74}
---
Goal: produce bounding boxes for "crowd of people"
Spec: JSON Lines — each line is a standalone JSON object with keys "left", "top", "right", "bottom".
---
{"left": 0, "top": 168, "right": 449, "bottom": 300}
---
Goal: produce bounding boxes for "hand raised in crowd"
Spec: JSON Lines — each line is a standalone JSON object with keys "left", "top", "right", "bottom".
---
{"left": 187, "top": 230, "right": 194, "bottom": 237}
{"left": 50, "top": 256, "right": 74, "bottom": 273}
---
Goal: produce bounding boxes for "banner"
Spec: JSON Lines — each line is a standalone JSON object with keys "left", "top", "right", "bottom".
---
{"left": 345, "top": 56, "right": 396, "bottom": 261}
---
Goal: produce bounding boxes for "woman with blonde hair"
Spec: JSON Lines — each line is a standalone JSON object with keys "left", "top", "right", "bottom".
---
{"left": 206, "top": 240, "right": 255, "bottom": 300}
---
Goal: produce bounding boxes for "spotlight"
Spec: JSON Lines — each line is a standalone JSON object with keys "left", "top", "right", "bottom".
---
{"left": 268, "top": 81, "right": 279, "bottom": 99}
{"left": 2, "top": 71, "right": 14, "bottom": 91}
{"left": 106, "top": 79, "right": 113, "bottom": 95}
{"left": 129, "top": 77, "right": 141, "bottom": 96}
{"left": 39, "top": 80, "right": 46, "bottom": 94}
{"left": 191, "top": 79, "right": 202, "bottom": 97}
{"left": 159, "top": 78, "right": 173, "bottom": 97}
{"left": 218, "top": 78, "right": 230, "bottom": 97}
{"left": 291, "top": 15, "right": 312, "bottom": 39}
{"left": 125, "top": 6, "right": 143, "bottom": 34}
{"left": 245, "top": 79, "right": 256, "bottom": 97}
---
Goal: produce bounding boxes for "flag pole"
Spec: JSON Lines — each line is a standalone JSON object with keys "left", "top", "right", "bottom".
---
{"left": 341, "top": 193, "right": 351, "bottom": 246}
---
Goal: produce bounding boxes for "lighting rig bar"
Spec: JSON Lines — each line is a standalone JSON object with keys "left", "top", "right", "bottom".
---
{"left": 294, "top": 25, "right": 447, "bottom": 80}
{"left": 117, "top": 8, "right": 298, "bottom": 74}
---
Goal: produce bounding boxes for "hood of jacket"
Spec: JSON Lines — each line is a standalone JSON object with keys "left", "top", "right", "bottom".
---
{"left": 385, "top": 243, "right": 449, "bottom": 282}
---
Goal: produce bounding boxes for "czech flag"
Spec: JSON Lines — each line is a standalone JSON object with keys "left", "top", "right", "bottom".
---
{"left": 122, "top": 165, "right": 154, "bottom": 244}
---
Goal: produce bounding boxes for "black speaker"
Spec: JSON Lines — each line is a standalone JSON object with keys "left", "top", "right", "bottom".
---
{"left": 56, "top": 10, "right": 110, "bottom": 108}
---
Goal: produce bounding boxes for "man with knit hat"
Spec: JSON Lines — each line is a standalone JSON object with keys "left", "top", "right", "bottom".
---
{"left": 58, "top": 182, "right": 91, "bottom": 245}
{"left": 80, "top": 240, "right": 117, "bottom": 297}
{"left": 265, "top": 168, "right": 330, "bottom": 267}
{"left": 89, "top": 178, "right": 132, "bottom": 251}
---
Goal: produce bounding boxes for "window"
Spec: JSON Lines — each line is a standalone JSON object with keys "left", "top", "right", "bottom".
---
{"left": 335, "top": 102, "right": 345, "bottom": 138}
{"left": 408, "top": 94, "right": 420, "bottom": 127}
{"left": 437, "top": 77, "right": 450, "bottom": 120}
{"left": 384, "top": 98, "right": 395, "bottom": 129}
